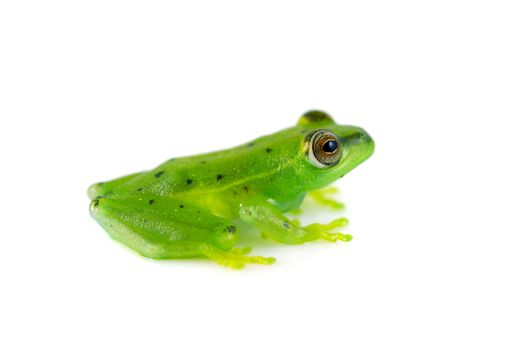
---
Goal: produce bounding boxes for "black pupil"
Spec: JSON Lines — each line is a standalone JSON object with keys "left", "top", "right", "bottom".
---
{"left": 322, "top": 139, "right": 338, "bottom": 153}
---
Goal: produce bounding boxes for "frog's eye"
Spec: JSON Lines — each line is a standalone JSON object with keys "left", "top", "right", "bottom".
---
{"left": 307, "top": 130, "right": 342, "bottom": 168}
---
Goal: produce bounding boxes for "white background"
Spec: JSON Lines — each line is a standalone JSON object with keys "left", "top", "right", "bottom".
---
{"left": 1, "top": 1, "right": 513, "bottom": 349}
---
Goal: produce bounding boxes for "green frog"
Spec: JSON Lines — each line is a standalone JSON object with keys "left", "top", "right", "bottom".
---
{"left": 88, "top": 111, "right": 374, "bottom": 268}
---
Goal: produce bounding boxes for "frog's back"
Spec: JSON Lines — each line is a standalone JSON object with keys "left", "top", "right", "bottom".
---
{"left": 89, "top": 125, "right": 305, "bottom": 203}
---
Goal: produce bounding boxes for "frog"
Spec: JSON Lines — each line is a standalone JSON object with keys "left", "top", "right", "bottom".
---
{"left": 88, "top": 110, "right": 374, "bottom": 268}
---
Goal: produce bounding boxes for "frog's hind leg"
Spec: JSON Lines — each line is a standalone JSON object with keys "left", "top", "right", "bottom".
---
{"left": 88, "top": 172, "right": 145, "bottom": 199}
{"left": 89, "top": 195, "right": 274, "bottom": 268}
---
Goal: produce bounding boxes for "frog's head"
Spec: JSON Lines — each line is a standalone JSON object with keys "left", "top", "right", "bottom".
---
{"left": 294, "top": 110, "right": 374, "bottom": 192}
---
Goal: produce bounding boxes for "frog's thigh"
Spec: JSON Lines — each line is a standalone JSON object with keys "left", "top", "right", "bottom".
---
{"left": 88, "top": 172, "right": 145, "bottom": 199}
{"left": 89, "top": 195, "right": 238, "bottom": 259}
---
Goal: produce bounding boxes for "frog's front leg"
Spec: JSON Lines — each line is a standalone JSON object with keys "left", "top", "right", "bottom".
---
{"left": 239, "top": 202, "right": 352, "bottom": 244}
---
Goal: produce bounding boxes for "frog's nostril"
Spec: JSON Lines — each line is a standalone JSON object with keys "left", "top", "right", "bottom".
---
{"left": 360, "top": 131, "right": 375, "bottom": 157}
{"left": 341, "top": 131, "right": 365, "bottom": 146}
{"left": 360, "top": 132, "right": 371, "bottom": 143}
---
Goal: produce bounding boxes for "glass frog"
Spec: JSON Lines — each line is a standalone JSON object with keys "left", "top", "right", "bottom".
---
{"left": 88, "top": 111, "right": 374, "bottom": 268}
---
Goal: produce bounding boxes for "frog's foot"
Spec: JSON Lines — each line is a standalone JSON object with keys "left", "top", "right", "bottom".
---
{"left": 303, "top": 217, "right": 352, "bottom": 243}
{"left": 201, "top": 246, "right": 276, "bottom": 269}
{"left": 308, "top": 187, "right": 345, "bottom": 210}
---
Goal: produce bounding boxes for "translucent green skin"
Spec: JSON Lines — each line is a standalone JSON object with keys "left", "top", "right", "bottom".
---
{"left": 88, "top": 111, "right": 374, "bottom": 268}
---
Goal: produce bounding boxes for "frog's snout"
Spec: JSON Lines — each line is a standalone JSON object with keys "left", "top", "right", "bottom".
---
{"left": 360, "top": 129, "right": 374, "bottom": 157}
{"left": 339, "top": 127, "right": 374, "bottom": 161}
{"left": 356, "top": 129, "right": 374, "bottom": 164}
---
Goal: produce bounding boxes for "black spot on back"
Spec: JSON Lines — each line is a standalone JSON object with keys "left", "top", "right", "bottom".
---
{"left": 186, "top": 179, "right": 193, "bottom": 185}
{"left": 243, "top": 186, "right": 249, "bottom": 193}
{"left": 149, "top": 199, "right": 155, "bottom": 205}
{"left": 137, "top": 187, "right": 143, "bottom": 192}
{"left": 155, "top": 171, "right": 165, "bottom": 178}
{"left": 226, "top": 225, "right": 236, "bottom": 234}
{"left": 266, "top": 148, "right": 272, "bottom": 153}
{"left": 179, "top": 204, "right": 184, "bottom": 208}
{"left": 216, "top": 174, "right": 224, "bottom": 181}
{"left": 91, "top": 199, "right": 100, "bottom": 208}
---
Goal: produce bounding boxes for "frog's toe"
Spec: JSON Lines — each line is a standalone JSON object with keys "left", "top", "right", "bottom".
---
{"left": 319, "top": 231, "right": 353, "bottom": 242}
{"left": 304, "top": 218, "right": 352, "bottom": 243}
{"left": 321, "top": 217, "right": 349, "bottom": 230}
{"left": 304, "top": 217, "right": 348, "bottom": 231}
{"left": 202, "top": 245, "right": 276, "bottom": 269}
{"left": 226, "top": 247, "right": 276, "bottom": 267}
{"left": 218, "top": 258, "right": 246, "bottom": 270}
